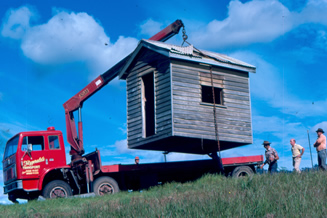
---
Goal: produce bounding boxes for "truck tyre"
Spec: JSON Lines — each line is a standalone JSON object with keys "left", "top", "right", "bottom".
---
{"left": 42, "top": 180, "right": 72, "bottom": 199}
{"left": 93, "top": 176, "right": 119, "bottom": 196}
{"left": 232, "top": 166, "right": 254, "bottom": 178}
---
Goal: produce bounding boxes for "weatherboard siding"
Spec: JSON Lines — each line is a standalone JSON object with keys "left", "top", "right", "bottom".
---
{"left": 123, "top": 43, "right": 254, "bottom": 152}
{"left": 171, "top": 60, "right": 253, "bottom": 144}
{"left": 126, "top": 50, "right": 172, "bottom": 148}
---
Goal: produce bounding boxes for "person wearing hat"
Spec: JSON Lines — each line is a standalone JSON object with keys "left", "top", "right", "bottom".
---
{"left": 314, "top": 128, "right": 326, "bottom": 170}
{"left": 260, "top": 141, "right": 279, "bottom": 173}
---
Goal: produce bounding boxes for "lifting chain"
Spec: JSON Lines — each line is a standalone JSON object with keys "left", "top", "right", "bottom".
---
{"left": 210, "top": 67, "right": 221, "bottom": 158}
{"left": 182, "top": 27, "right": 188, "bottom": 41}
{"left": 181, "top": 26, "right": 188, "bottom": 46}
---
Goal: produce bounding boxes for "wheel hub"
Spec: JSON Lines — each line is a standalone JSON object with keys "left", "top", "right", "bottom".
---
{"left": 98, "top": 183, "right": 114, "bottom": 195}
{"left": 50, "top": 187, "right": 67, "bottom": 198}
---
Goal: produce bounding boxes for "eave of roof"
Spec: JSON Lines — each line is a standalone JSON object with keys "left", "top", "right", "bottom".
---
{"left": 118, "top": 39, "right": 256, "bottom": 80}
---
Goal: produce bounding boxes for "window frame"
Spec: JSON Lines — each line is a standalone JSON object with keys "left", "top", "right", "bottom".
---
{"left": 21, "top": 135, "right": 45, "bottom": 152}
{"left": 48, "top": 135, "right": 61, "bottom": 150}
{"left": 201, "top": 85, "right": 224, "bottom": 106}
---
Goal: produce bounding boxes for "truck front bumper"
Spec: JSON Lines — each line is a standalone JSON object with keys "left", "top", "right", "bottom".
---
{"left": 4, "top": 180, "right": 23, "bottom": 194}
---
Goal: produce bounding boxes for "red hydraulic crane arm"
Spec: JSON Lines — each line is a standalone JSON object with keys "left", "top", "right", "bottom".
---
{"left": 63, "top": 75, "right": 105, "bottom": 156}
{"left": 149, "top": 19, "right": 184, "bottom": 42}
{"left": 63, "top": 19, "right": 184, "bottom": 157}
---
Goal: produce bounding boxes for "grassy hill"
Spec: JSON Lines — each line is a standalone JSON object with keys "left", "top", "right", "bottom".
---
{"left": 1, "top": 171, "right": 327, "bottom": 217}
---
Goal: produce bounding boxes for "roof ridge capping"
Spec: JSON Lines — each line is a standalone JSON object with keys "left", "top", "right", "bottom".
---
{"left": 143, "top": 39, "right": 197, "bottom": 56}
{"left": 142, "top": 39, "right": 255, "bottom": 73}
{"left": 171, "top": 44, "right": 196, "bottom": 56}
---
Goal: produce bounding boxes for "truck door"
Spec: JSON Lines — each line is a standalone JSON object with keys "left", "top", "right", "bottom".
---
{"left": 20, "top": 135, "right": 47, "bottom": 179}
{"left": 46, "top": 135, "right": 65, "bottom": 167}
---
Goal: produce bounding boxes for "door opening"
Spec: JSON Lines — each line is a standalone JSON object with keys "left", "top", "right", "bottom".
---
{"left": 141, "top": 73, "right": 155, "bottom": 137}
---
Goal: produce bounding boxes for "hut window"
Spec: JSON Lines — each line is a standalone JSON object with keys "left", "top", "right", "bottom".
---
{"left": 201, "top": 85, "right": 223, "bottom": 105}
{"left": 141, "top": 72, "right": 155, "bottom": 137}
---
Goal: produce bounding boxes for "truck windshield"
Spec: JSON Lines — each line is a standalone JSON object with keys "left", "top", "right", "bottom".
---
{"left": 3, "top": 135, "right": 19, "bottom": 160}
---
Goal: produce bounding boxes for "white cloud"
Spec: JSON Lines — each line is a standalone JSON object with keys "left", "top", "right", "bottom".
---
{"left": 0, "top": 122, "right": 39, "bottom": 141}
{"left": 0, "top": 170, "right": 12, "bottom": 205}
{"left": 221, "top": 115, "right": 322, "bottom": 170}
{"left": 188, "top": 0, "right": 327, "bottom": 50}
{"left": 314, "top": 30, "right": 327, "bottom": 51}
{"left": 190, "top": 0, "right": 293, "bottom": 49}
{"left": 1, "top": 6, "right": 138, "bottom": 79}
{"left": 140, "top": 19, "right": 162, "bottom": 37}
{"left": 0, "top": 123, "right": 31, "bottom": 141}
{"left": 112, "top": 139, "right": 128, "bottom": 154}
{"left": 311, "top": 121, "right": 327, "bottom": 133}
{"left": 251, "top": 115, "right": 315, "bottom": 150}
{"left": 109, "top": 139, "right": 163, "bottom": 163}
{"left": 96, "top": 139, "right": 210, "bottom": 166}
{"left": 92, "top": 139, "right": 160, "bottom": 165}
{"left": 299, "top": 0, "right": 327, "bottom": 25}
{"left": 0, "top": 122, "right": 41, "bottom": 160}
{"left": 20, "top": 10, "right": 109, "bottom": 65}
{"left": 230, "top": 51, "right": 327, "bottom": 118}
{"left": 252, "top": 115, "right": 302, "bottom": 136}
{"left": 88, "top": 35, "right": 138, "bottom": 79}
{"left": 119, "top": 123, "right": 127, "bottom": 135}
{"left": 165, "top": 152, "right": 210, "bottom": 162}
{"left": 3, "top": 1, "right": 327, "bottom": 78}
{"left": 1, "top": 6, "right": 37, "bottom": 39}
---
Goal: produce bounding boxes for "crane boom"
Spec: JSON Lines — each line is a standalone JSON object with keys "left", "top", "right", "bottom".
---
{"left": 63, "top": 20, "right": 184, "bottom": 158}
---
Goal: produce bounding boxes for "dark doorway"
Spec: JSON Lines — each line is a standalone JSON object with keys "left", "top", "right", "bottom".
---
{"left": 142, "top": 73, "right": 155, "bottom": 137}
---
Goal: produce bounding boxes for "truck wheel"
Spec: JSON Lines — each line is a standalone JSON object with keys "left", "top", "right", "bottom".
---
{"left": 93, "top": 176, "right": 119, "bottom": 196}
{"left": 42, "top": 180, "right": 72, "bottom": 199}
{"left": 232, "top": 166, "right": 254, "bottom": 178}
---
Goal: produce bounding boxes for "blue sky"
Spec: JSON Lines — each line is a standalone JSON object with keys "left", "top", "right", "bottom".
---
{"left": 1, "top": 0, "right": 327, "bottom": 204}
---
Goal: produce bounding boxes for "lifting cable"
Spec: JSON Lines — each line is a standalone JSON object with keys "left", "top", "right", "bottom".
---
{"left": 181, "top": 26, "right": 188, "bottom": 46}
{"left": 209, "top": 66, "right": 222, "bottom": 158}
{"left": 181, "top": 27, "right": 221, "bottom": 158}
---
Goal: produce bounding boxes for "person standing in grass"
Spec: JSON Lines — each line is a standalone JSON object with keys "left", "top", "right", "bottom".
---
{"left": 290, "top": 139, "right": 304, "bottom": 173}
{"left": 208, "top": 152, "right": 225, "bottom": 175}
{"left": 314, "top": 128, "right": 327, "bottom": 170}
{"left": 260, "top": 141, "right": 279, "bottom": 174}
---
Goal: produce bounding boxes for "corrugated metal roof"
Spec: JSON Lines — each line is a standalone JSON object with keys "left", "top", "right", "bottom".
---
{"left": 119, "top": 39, "right": 256, "bottom": 79}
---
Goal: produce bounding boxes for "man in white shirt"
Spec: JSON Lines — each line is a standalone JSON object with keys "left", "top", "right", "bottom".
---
{"left": 290, "top": 139, "right": 304, "bottom": 173}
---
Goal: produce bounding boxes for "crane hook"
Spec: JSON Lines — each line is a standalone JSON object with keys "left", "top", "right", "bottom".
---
{"left": 181, "top": 27, "right": 189, "bottom": 47}
{"left": 182, "top": 27, "right": 188, "bottom": 42}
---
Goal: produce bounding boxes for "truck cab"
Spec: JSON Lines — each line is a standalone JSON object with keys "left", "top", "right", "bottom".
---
{"left": 2, "top": 127, "right": 68, "bottom": 202}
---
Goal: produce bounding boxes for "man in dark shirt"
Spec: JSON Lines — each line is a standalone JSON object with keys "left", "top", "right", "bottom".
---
{"left": 260, "top": 141, "right": 279, "bottom": 174}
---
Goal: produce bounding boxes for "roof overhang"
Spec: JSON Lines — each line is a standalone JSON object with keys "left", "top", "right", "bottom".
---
{"left": 118, "top": 39, "right": 256, "bottom": 80}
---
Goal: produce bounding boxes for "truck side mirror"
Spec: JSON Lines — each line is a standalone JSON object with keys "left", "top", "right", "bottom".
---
{"left": 27, "top": 144, "right": 33, "bottom": 152}
{"left": 21, "top": 144, "right": 33, "bottom": 162}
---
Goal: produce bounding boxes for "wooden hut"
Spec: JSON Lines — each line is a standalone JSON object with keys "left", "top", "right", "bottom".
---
{"left": 118, "top": 39, "right": 256, "bottom": 154}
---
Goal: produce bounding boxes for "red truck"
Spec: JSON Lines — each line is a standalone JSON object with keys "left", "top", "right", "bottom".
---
{"left": 3, "top": 127, "right": 263, "bottom": 202}
{"left": 2, "top": 20, "right": 264, "bottom": 203}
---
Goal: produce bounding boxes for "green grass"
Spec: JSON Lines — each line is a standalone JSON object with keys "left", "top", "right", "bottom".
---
{"left": 1, "top": 171, "right": 327, "bottom": 217}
